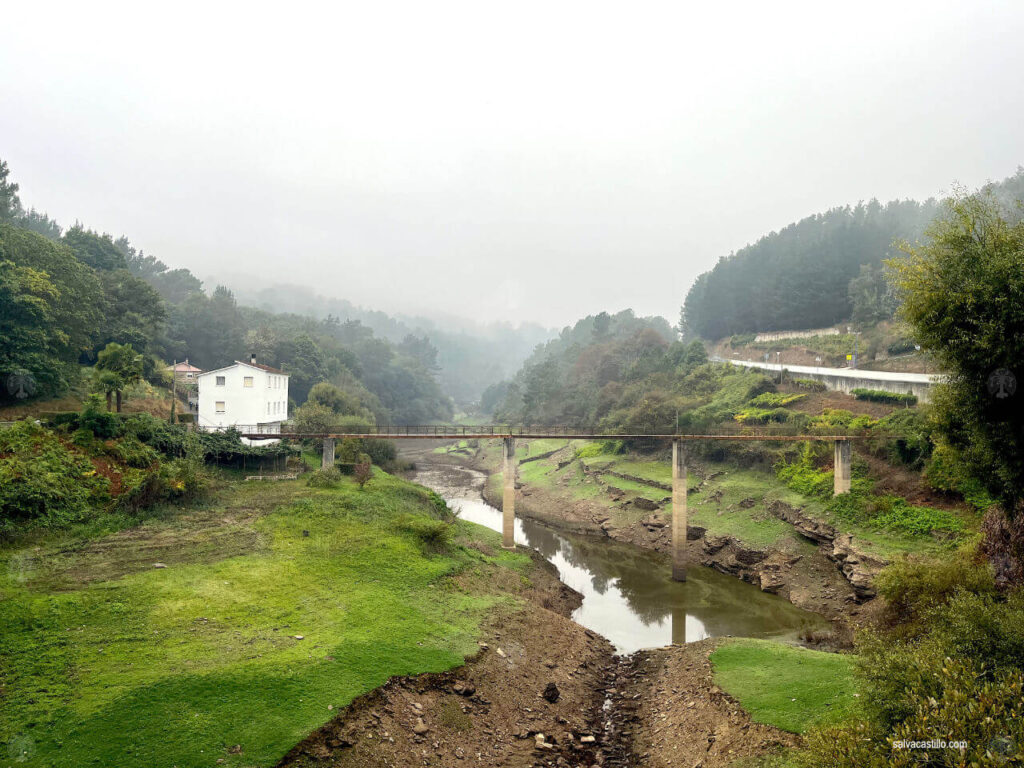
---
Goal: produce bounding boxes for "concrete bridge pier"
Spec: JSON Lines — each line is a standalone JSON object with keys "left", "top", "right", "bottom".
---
{"left": 834, "top": 439, "right": 851, "bottom": 495}
{"left": 322, "top": 438, "right": 335, "bottom": 469}
{"left": 671, "top": 439, "right": 687, "bottom": 582}
{"left": 502, "top": 437, "right": 516, "bottom": 549}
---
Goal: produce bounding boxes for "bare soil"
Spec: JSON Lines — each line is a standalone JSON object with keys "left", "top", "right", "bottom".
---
{"left": 615, "top": 639, "right": 798, "bottom": 768}
{"left": 278, "top": 554, "right": 623, "bottom": 768}
{"left": 277, "top": 544, "right": 797, "bottom": 768}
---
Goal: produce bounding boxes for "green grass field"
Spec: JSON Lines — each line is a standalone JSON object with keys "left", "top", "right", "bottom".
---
{"left": 0, "top": 471, "right": 532, "bottom": 768}
{"left": 710, "top": 639, "right": 860, "bottom": 733}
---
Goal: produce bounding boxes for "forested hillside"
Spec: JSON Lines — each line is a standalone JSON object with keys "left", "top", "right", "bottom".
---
{"left": 231, "top": 282, "right": 552, "bottom": 404}
{"left": 682, "top": 168, "right": 1024, "bottom": 340}
{"left": 488, "top": 309, "right": 709, "bottom": 429}
{"left": 0, "top": 159, "right": 450, "bottom": 423}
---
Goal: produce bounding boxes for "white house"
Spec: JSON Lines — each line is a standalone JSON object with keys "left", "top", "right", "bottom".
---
{"left": 196, "top": 355, "right": 290, "bottom": 441}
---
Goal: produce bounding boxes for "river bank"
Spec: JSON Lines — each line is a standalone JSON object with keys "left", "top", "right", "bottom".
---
{"left": 415, "top": 442, "right": 867, "bottom": 630}
{"left": 283, "top": 458, "right": 830, "bottom": 768}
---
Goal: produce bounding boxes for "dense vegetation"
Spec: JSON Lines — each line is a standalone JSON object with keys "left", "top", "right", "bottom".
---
{"left": 891, "top": 189, "right": 1024, "bottom": 586}
{"left": 487, "top": 309, "right": 708, "bottom": 429}
{"left": 682, "top": 169, "right": 1024, "bottom": 340}
{"left": 0, "top": 159, "right": 453, "bottom": 423}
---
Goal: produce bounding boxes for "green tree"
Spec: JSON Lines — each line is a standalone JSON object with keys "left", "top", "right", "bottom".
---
{"left": 890, "top": 189, "right": 1024, "bottom": 585}
{"left": 848, "top": 262, "right": 898, "bottom": 324}
{"left": 0, "top": 260, "right": 61, "bottom": 397}
{"left": 62, "top": 225, "right": 128, "bottom": 271}
{"left": 0, "top": 159, "right": 21, "bottom": 223}
{"left": 94, "top": 342, "right": 144, "bottom": 412}
{"left": 0, "top": 224, "right": 102, "bottom": 394}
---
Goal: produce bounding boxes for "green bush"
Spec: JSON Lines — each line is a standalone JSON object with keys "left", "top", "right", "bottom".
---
{"left": 886, "top": 338, "right": 917, "bottom": 356}
{"left": 748, "top": 392, "right": 806, "bottom": 407}
{"left": 797, "top": 658, "right": 1024, "bottom": 767}
{"left": 851, "top": 388, "right": 918, "bottom": 406}
{"left": 734, "top": 407, "right": 790, "bottom": 424}
{"left": 866, "top": 495, "right": 965, "bottom": 537}
{"left": 575, "top": 443, "right": 604, "bottom": 459}
{"left": 807, "top": 408, "right": 856, "bottom": 432}
{"left": 0, "top": 421, "right": 109, "bottom": 534}
{"left": 307, "top": 467, "right": 343, "bottom": 488}
{"left": 79, "top": 395, "right": 119, "bottom": 437}
{"left": 874, "top": 547, "right": 995, "bottom": 632}
{"left": 791, "top": 552, "right": 1024, "bottom": 768}
{"left": 745, "top": 377, "right": 777, "bottom": 400}
{"left": 729, "top": 332, "right": 756, "bottom": 345}
{"left": 394, "top": 514, "right": 455, "bottom": 551}
{"left": 924, "top": 442, "right": 997, "bottom": 512}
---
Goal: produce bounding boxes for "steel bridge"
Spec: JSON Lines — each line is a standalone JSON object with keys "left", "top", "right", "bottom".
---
{"left": 207, "top": 423, "right": 870, "bottom": 582}
{"left": 220, "top": 423, "right": 877, "bottom": 442}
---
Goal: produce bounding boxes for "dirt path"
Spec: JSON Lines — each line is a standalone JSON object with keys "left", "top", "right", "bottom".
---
{"left": 613, "top": 640, "right": 797, "bottom": 768}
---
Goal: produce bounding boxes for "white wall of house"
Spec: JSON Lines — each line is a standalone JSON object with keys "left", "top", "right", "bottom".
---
{"left": 196, "top": 362, "right": 290, "bottom": 433}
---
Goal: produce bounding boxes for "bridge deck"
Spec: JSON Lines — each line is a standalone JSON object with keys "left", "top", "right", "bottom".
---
{"left": 217, "top": 425, "right": 878, "bottom": 442}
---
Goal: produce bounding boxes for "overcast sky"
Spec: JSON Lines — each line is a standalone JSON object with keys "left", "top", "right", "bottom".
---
{"left": 3, "top": 1, "right": 1023, "bottom": 328}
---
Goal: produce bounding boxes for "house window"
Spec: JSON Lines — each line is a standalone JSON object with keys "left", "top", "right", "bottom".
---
{"left": 215, "top": 401, "right": 226, "bottom": 413}
{"left": 243, "top": 376, "right": 254, "bottom": 387}
{"left": 186, "top": 373, "right": 194, "bottom": 379}
{"left": 216, "top": 376, "right": 226, "bottom": 386}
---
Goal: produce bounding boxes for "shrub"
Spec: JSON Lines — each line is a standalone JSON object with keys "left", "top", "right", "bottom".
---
{"left": 575, "top": 443, "right": 604, "bottom": 459}
{"left": 748, "top": 392, "right": 806, "bottom": 407}
{"left": 886, "top": 337, "right": 917, "bottom": 356}
{"left": 808, "top": 408, "right": 855, "bottom": 430}
{"left": 0, "top": 422, "right": 109, "bottom": 533}
{"left": 395, "top": 514, "right": 455, "bottom": 551}
{"left": 745, "top": 377, "right": 776, "bottom": 400}
{"left": 851, "top": 388, "right": 918, "bottom": 406}
{"left": 924, "top": 442, "right": 996, "bottom": 512}
{"left": 79, "top": 395, "right": 119, "bottom": 438}
{"left": 866, "top": 495, "right": 965, "bottom": 537}
{"left": 797, "top": 658, "right": 1024, "bottom": 768}
{"left": 874, "top": 547, "right": 995, "bottom": 632}
{"left": 307, "top": 467, "right": 342, "bottom": 488}
{"left": 354, "top": 460, "right": 373, "bottom": 489}
{"left": 734, "top": 407, "right": 790, "bottom": 424}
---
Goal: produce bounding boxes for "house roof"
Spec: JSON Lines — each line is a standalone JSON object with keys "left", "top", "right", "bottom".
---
{"left": 167, "top": 362, "right": 202, "bottom": 372}
{"left": 239, "top": 361, "right": 287, "bottom": 374}
{"left": 196, "top": 361, "right": 289, "bottom": 378}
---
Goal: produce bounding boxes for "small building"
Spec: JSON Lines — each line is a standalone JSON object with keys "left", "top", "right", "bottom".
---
{"left": 167, "top": 360, "right": 203, "bottom": 414}
{"left": 196, "top": 355, "right": 290, "bottom": 440}
{"left": 166, "top": 360, "right": 203, "bottom": 380}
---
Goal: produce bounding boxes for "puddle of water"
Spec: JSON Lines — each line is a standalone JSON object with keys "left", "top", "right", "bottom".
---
{"left": 414, "top": 463, "right": 831, "bottom": 654}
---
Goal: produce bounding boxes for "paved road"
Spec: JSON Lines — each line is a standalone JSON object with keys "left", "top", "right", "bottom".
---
{"left": 713, "top": 357, "right": 942, "bottom": 384}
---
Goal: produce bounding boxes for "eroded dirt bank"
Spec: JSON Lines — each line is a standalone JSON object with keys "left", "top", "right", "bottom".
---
{"left": 278, "top": 550, "right": 624, "bottom": 768}
{"left": 277, "top": 541, "right": 796, "bottom": 768}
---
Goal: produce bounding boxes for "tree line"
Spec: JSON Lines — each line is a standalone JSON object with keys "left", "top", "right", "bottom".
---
{"left": 0, "top": 159, "right": 451, "bottom": 423}
{"left": 681, "top": 169, "right": 1024, "bottom": 340}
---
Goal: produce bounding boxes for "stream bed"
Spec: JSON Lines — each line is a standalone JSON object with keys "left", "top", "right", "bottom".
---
{"left": 413, "top": 462, "right": 830, "bottom": 654}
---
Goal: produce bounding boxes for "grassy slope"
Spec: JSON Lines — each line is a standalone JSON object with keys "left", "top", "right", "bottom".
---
{"left": 0, "top": 471, "right": 534, "bottom": 768}
{"left": 711, "top": 639, "right": 860, "bottom": 733}
{"left": 464, "top": 434, "right": 969, "bottom": 559}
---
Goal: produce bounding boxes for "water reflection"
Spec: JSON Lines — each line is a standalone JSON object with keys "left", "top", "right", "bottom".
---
{"left": 415, "top": 464, "right": 829, "bottom": 654}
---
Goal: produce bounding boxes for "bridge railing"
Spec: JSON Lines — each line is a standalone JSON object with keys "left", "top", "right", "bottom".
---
{"left": 201, "top": 423, "right": 891, "bottom": 439}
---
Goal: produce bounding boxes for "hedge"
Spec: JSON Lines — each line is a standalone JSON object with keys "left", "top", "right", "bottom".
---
{"left": 851, "top": 388, "right": 917, "bottom": 406}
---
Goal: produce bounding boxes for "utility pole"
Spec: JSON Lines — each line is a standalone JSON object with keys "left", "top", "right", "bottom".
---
{"left": 170, "top": 360, "right": 177, "bottom": 425}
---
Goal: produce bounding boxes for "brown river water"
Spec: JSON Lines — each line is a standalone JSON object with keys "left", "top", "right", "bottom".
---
{"left": 412, "top": 462, "right": 830, "bottom": 654}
